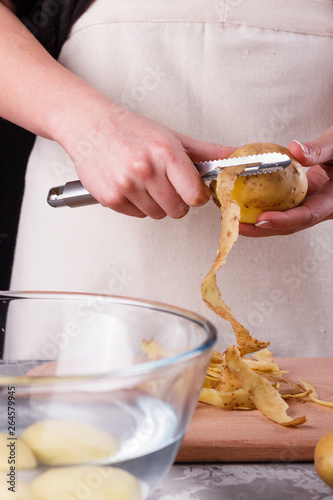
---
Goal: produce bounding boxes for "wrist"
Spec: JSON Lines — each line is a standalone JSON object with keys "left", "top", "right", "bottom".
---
{"left": 46, "top": 75, "right": 120, "bottom": 161}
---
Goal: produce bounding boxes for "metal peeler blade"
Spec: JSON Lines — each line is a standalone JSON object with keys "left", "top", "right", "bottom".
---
{"left": 195, "top": 152, "right": 291, "bottom": 180}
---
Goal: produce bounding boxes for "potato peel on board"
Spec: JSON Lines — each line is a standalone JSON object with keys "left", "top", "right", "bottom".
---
{"left": 200, "top": 386, "right": 255, "bottom": 410}
{"left": 300, "top": 381, "right": 333, "bottom": 408}
{"left": 224, "top": 346, "right": 306, "bottom": 426}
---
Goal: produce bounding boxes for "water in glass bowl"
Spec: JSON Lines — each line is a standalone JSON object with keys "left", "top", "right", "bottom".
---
{"left": 0, "top": 381, "right": 183, "bottom": 499}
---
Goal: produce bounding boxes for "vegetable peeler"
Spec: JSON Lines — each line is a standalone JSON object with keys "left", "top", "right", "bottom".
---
{"left": 47, "top": 152, "right": 291, "bottom": 208}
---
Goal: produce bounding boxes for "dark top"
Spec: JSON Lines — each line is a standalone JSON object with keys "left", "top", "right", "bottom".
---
{"left": 13, "top": 0, "right": 94, "bottom": 58}
{"left": 0, "top": 1, "right": 94, "bottom": 297}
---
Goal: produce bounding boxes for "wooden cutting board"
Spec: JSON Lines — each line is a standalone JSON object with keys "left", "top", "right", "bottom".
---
{"left": 176, "top": 357, "right": 333, "bottom": 462}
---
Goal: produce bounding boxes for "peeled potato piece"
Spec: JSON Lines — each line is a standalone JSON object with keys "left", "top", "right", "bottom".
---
{"left": 314, "top": 431, "right": 333, "bottom": 488}
{"left": 21, "top": 420, "right": 119, "bottom": 466}
{"left": 30, "top": 466, "right": 142, "bottom": 500}
{"left": 0, "top": 433, "right": 37, "bottom": 470}
{"left": 0, "top": 473, "right": 34, "bottom": 500}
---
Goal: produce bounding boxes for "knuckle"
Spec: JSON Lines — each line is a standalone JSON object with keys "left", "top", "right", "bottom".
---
{"left": 210, "top": 142, "right": 225, "bottom": 156}
{"left": 309, "top": 142, "right": 323, "bottom": 161}
{"left": 115, "top": 173, "right": 136, "bottom": 193}
{"left": 303, "top": 203, "right": 322, "bottom": 227}
{"left": 152, "top": 139, "right": 178, "bottom": 166}
{"left": 308, "top": 212, "right": 321, "bottom": 227}
{"left": 131, "top": 158, "right": 154, "bottom": 182}
{"left": 100, "top": 190, "right": 125, "bottom": 209}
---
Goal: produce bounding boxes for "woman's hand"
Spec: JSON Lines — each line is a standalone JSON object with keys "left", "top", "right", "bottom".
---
{"left": 239, "top": 126, "right": 333, "bottom": 237}
{"left": 61, "top": 103, "right": 236, "bottom": 219}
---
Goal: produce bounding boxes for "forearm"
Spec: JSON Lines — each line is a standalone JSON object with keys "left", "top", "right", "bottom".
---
{"left": 1, "top": 4, "right": 226, "bottom": 219}
{"left": 0, "top": 4, "right": 116, "bottom": 147}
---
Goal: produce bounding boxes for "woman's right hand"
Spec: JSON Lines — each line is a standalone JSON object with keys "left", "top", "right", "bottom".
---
{"left": 60, "top": 102, "right": 236, "bottom": 219}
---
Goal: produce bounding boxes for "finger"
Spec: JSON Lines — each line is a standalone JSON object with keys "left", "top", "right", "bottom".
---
{"left": 240, "top": 177, "right": 333, "bottom": 237}
{"left": 306, "top": 164, "right": 330, "bottom": 196}
{"left": 165, "top": 134, "right": 237, "bottom": 208}
{"left": 238, "top": 222, "right": 288, "bottom": 238}
{"left": 173, "top": 134, "right": 238, "bottom": 206}
{"left": 166, "top": 156, "right": 211, "bottom": 208}
{"left": 146, "top": 180, "right": 190, "bottom": 219}
{"left": 98, "top": 191, "right": 147, "bottom": 218}
{"left": 109, "top": 157, "right": 189, "bottom": 219}
{"left": 174, "top": 131, "right": 237, "bottom": 162}
{"left": 254, "top": 184, "right": 333, "bottom": 232}
{"left": 126, "top": 192, "right": 169, "bottom": 219}
{"left": 239, "top": 212, "right": 315, "bottom": 237}
{"left": 155, "top": 139, "right": 210, "bottom": 208}
{"left": 289, "top": 126, "right": 333, "bottom": 168}
{"left": 108, "top": 165, "right": 189, "bottom": 219}
{"left": 126, "top": 185, "right": 182, "bottom": 220}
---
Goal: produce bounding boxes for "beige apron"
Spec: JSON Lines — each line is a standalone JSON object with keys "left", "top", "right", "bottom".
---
{"left": 10, "top": 0, "right": 333, "bottom": 356}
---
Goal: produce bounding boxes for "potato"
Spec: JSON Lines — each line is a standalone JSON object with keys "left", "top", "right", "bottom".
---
{"left": 0, "top": 433, "right": 37, "bottom": 470}
{"left": 0, "top": 473, "right": 34, "bottom": 499}
{"left": 314, "top": 430, "right": 333, "bottom": 488}
{"left": 21, "top": 420, "right": 119, "bottom": 466}
{"left": 30, "top": 466, "right": 142, "bottom": 500}
{"left": 227, "top": 142, "right": 308, "bottom": 223}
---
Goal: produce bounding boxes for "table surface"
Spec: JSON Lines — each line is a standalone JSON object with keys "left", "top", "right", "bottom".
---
{"left": 150, "top": 463, "right": 333, "bottom": 500}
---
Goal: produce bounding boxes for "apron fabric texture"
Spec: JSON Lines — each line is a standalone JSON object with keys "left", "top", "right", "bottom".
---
{"left": 10, "top": 0, "right": 333, "bottom": 356}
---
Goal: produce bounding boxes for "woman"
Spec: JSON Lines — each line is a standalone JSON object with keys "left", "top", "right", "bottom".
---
{"left": 1, "top": 0, "right": 333, "bottom": 356}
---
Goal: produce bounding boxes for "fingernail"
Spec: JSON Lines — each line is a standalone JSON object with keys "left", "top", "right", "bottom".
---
{"left": 292, "top": 140, "right": 307, "bottom": 155}
{"left": 255, "top": 220, "right": 273, "bottom": 228}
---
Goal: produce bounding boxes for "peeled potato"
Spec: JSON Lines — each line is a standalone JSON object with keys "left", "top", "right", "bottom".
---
{"left": 314, "top": 430, "right": 333, "bottom": 488}
{"left": 0, "top": 473, "right": 34, "bottom": 500}
{"left": 21, "top": 420, "right": 119, "bottom": 466}
{"left": 30, "top": 466, "right": 142, "bottom": 500}
{"left": 0, "top": 433, "right": 37, "bottom": 470}
{"left": 227, "top": 142, "right": 308, "bottom": 223}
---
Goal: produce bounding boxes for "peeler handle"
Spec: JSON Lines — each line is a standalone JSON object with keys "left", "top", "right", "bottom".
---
{"left": 47, "top": 164, "right": 204, "bottom": 208}
{"left": 47, "top": 181, "right": 97, "bottom": 208}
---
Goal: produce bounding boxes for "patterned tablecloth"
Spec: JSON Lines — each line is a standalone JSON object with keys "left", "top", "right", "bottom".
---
{"left": 150, "top": 463, "right": 333, "bottom": 500}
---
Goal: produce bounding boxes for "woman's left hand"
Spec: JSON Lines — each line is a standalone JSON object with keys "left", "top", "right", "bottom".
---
{"left": 239, "top": 126, "right": 333, "bottom": 237}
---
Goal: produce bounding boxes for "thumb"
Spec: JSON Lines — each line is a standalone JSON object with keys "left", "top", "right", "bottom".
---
{"left": 289, "top": 126, "right": 333, "bottom": 167}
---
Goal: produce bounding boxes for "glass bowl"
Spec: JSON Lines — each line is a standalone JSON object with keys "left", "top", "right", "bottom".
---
{"left": 0, "top": 292, "right": 216, "bottom": 500}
